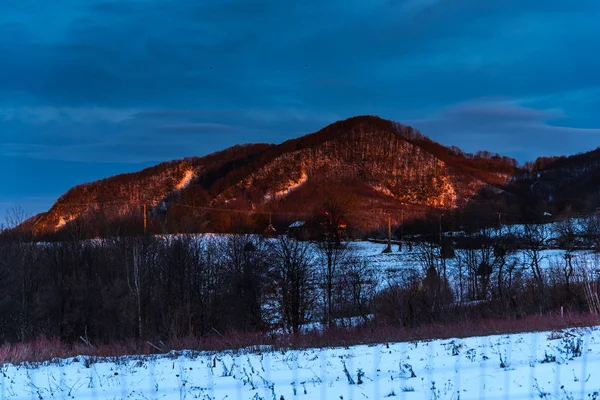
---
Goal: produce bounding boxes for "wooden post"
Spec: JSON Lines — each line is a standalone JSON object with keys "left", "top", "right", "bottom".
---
{"left": 383, "top": 213, "right": 392, "bottom": 253}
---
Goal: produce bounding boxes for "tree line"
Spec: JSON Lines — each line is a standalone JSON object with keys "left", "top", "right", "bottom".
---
{"left": 0, "top": 227, "right": 379, "bottom": 344}
{"left": 2, "top": 207, "right": 600, "bottom": 347}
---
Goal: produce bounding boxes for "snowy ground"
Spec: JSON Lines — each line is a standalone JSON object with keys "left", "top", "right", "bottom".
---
{"left": 128, "top": 232, "right": 600, "bottom": 295}
{"left": 81, "top": 219, "right": 600, "bottom": 287}
{"left": 345, "top": 240, "right": 600, "bottom": 294}
{"left": 2, "top": 327, "right": 600, "bottom": 399}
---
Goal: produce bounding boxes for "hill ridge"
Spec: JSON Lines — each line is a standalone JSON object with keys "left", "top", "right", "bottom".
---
{"left": 26, "top": 115, "right": 600, "bottom": 238}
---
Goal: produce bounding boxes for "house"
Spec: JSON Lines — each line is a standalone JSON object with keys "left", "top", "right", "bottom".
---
{"left": 287, "top": 220, "right": 310, "bottom": 240}
{"left": 287, "top": 211, "right": 349, "bottom": 242}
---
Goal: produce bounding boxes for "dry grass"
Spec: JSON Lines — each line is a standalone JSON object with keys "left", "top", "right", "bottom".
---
{"left": 0, "top": 312, "right": 597, "bottom": 365}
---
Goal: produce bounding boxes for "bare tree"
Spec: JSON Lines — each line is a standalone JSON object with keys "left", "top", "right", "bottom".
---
{"left": 310, "top": 189, "right": 358, "bottom": 327}
{"left": 454, "top": 228, "right": 501, "bottom": 302}
{"left": 551, "top": 214, "right": 582, "bottom": 303}
{"left": 268, "top": 236, "right": 317, "bottom": 334}
{"left": 573, "top": 254, "right": 600, "bottom": 314}
{"left": 413, "top": 239, "right": 453, "bottom": 313}
{"left": 521, "top": 222, "right": 550, "bottom": 307}
{"left": 554, "top": 212, "right": 581, "bottom": 251}
{"left": 220, "top": 235, "right": 269, "bottom": 332}
{"left": 0, "top": 206, "right": 38, "bottom": 342}
{"left": 4, "top": 205, "right": 28, "bottom": 230}
{"left": 582, "top": 214, "right": 600, "bottom": 251}
{"left": 337, "top": 255, "right": 377, "bottom": 323}
{"left": 316, "top": 234, "right": 348, "bottom": 328}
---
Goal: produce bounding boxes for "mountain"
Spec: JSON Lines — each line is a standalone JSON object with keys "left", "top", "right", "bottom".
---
{"left": 510, "top": 148, "right": 600, "bottom": 214}
{"left": 28, "top": 115, "right": 527, "bottom": 237}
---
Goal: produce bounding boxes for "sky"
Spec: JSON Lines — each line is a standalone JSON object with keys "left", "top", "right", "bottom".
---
{"left": 2, "top": 0, "right": 600, "bottom": 223}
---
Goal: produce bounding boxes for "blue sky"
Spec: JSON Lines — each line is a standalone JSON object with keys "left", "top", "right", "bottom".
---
{"left": 2, "top": 0, "right": 600, "bottom": 223}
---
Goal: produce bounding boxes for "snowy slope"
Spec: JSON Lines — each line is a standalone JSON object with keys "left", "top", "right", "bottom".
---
{"left": 1, "top": 327, "right": 599, "bottom": 399}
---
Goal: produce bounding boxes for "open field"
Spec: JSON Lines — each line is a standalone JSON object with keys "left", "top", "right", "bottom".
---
{"left": 2, "top": 326, "right": 600, "bottom": 400}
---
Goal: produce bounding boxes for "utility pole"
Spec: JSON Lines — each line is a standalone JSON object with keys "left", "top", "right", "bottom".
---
{"left": 265, "top": 211, "right": 276, "bottom": 237}
{"left": 143, "top": 204, "right": 147, "bottom": 235}
{"left": 383, "top": 213, "right": 392, "bottom": 253}
{"left": 439, "top": 213, "right": 443, "bottom": 246}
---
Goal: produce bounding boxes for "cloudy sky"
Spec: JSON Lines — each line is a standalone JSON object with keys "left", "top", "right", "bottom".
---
{"left": 2, "top": 0, "right": 600, "bottom": 222}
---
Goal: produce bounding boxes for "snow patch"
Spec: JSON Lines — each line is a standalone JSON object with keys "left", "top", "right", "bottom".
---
{"left": 371, "top": 184, "right": 395, "bottom": 197}
{"left": 56, "top": 215, "right": 75, "bottom": 229}
{"left": 175, "top": 169, "right": 195, "bottom": 190}
{"left": 265, "top": 171, "right": 308, "bottom": 202}
{"left": 289, "top": 220, "right": 305, "bottom": 228}
{"left": 2, "top": 327, "right": 600, "bottom": 399}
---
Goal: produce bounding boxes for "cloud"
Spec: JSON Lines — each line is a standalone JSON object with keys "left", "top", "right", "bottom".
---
{"left": 0, "top": 106, "right": 138, "bottom": 123}
{"left": 0, "top": 0, "right": 599, "bottom": 117}
{"left": 3, "top": 100, "right": 596, "bottom": 166}
{"left": 435, "top": 101, "right": 565, "bottom": 123}
{"left": 0, "top": 105, "right": 341, "bottom": 163}
{"left": 2, "top": 0, "right": 600, "bottom": 216}
{"left": 407, "top": 100, "right": 600, "bottom": 161}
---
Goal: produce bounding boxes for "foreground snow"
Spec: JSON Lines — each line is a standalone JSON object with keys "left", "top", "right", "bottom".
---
{"left": 2, "top": 327, "right": 600, "bottom": 399}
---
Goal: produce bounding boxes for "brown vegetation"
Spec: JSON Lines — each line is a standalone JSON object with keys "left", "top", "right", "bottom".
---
{"left": 25, "top": 115, "right": 526, "bottom": 239}
{"left": 0, "top": 313, "right": 596, "bottom": 365}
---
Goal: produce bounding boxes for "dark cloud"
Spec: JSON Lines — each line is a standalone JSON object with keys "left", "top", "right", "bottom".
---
{"left": 0, "top": 105, "right": 339, "bottom": 163}
{"left": 407, "top": 101, "right": 600, "bottom": 161}
{"left": 3, "top": 0, "right": 599, "bottom": 111}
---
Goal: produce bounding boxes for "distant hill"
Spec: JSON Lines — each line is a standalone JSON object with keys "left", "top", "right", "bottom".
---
{"left": 507, "top": 147, "right": 600, "bottom": 215}
{"left": 25, "top": 115, "right": 600, "bottom": 238}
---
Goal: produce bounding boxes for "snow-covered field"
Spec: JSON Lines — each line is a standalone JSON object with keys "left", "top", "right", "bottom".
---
{"left": 345, "top": 239, "right": 600, "bottom": 292}
{"left": 2, "top": 327, "right": 600, "bottom": 399}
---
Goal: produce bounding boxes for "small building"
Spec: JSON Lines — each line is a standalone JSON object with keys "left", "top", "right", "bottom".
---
{"left": 287, "top": 220, "right": 310, "bottom": 241}
{"left": 287, "top": 213, "right": 348, "bottom": 242}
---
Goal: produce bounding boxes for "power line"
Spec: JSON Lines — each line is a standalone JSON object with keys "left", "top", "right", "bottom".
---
{"left": 19, "top": 198, "right": 597, "bottom": 222}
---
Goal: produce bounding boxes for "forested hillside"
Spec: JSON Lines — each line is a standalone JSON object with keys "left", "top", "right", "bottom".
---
{"left": 26, "top": 116, "right": 522, "bottom": 238}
